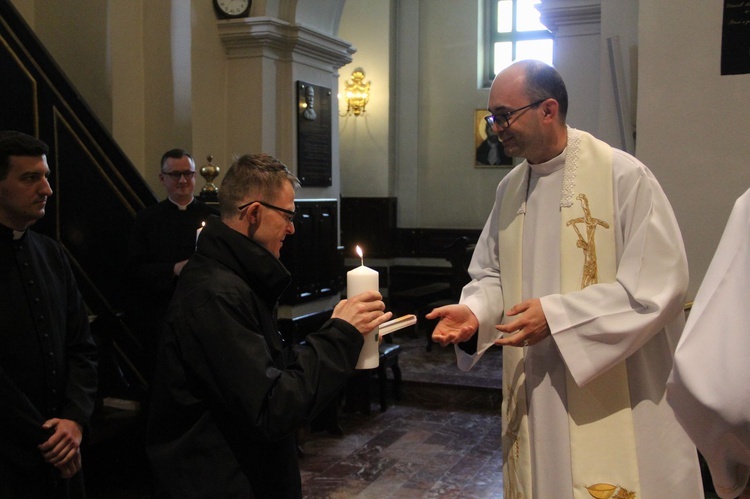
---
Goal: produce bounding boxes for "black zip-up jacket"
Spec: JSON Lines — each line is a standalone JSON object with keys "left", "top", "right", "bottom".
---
{"left": 146, "top": 216, "right": 363, "bottom": 498}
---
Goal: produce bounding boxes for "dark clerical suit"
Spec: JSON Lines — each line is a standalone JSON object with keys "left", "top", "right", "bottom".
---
{"left": 125, "top": 198, "right": 217, "bottom": 376}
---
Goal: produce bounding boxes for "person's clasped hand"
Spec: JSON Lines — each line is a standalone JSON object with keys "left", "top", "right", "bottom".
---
{"left": 332, "top": 290, "right": 392, "bottom": 335}
{"left": 38, "top": 418, "right": 84, "bottom": 478}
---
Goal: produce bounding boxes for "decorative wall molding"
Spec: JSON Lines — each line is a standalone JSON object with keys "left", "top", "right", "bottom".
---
{"left": 218, "top": 17, "right": 355, "bottom": 71}
{"left": 537, "top": 0, "right": 602, "bottom": 37}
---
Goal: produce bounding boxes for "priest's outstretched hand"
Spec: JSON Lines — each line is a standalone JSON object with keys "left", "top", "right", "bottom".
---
{"left": 427, "top": 304, "right": 479, "bottom": 347}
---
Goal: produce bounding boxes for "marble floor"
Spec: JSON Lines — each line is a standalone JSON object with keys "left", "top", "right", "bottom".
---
{"left": 299, "top": 403, "right": 503, "bottom": 499}
{"left": 298, "top": 332, "right": 506, "bottom": 498}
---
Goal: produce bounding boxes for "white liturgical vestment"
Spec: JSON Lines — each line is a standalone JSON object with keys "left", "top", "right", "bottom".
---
{"left": 457, "top": 129, "right": 704, "bottom": 498}
{"left": 668, "top": 187, "right": 750, "bottom": 499}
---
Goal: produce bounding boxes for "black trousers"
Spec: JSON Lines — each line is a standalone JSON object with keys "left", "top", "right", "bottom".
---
{"left": 0, "top": 459, "right": 86, "bottom": 499}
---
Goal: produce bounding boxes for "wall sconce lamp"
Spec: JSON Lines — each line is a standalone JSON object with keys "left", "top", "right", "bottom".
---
{"left": 341, "top": 67, "right": 371, "bottom": 117}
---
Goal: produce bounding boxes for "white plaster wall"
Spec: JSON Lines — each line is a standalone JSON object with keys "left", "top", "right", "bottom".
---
{"left": 293, "top": 0, "right": 346, "bottom": 34}
{"left": 28, "top": 0, "right": 113, "bottom": 129}
{"left": 544, "top": 0, "right": 638, "bottom": 149}
{"left": 392, "top": 0, "right": 422, "bottom": 227}
{"left": 337, "top": 0, "right": 391, "bottom": 197}
{"left": 140, "top": 0, "right": 191, "bottom": 188}
{"left": 416, "top": 0, "right": 507, "bottom": 228}
{"left": 337, "top": 0, "right": 504, "bottom": 225}
{"left": 638, "top": 1, "right": 750, "bottom": 299}
{"left": 189, "top": 1, "right": 230, "bottom": 184}
{"left": 110, "top": 1, "right": 147, "bottom": 172}
{"left": 597, "top": 0, "right": 638, "bottom": 150}
{"left": 544, "top": 0, "right": 602, "bottom": 136}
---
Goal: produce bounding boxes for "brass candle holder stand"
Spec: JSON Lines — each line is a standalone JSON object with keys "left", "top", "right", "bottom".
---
{"left": 198, "top": 155, "right": 220, "bottom": 202}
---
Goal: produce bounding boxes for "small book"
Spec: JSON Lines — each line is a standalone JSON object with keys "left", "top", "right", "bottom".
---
{"left": 379, "top": 314, "right": 417, "bottom": 336}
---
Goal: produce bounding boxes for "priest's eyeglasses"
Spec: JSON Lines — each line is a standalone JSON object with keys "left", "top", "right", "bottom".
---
{"left": 161, "top": 170, "right": 196, "bottom": 180}
{"left": 484, "top": 99, "right": 547, "bottom": 129}
{"left": 238, "top": 200, "right": 297, "bottom": 223}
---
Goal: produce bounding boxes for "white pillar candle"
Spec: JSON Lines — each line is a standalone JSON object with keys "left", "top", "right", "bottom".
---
{"left": 347, "top": 247, "right": 380, "bottom": 369}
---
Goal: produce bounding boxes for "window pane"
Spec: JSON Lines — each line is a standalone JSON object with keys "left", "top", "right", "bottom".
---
{"left": 493, "top": 41, "right": 514, "bottom": 75}
{"left": 497, "top": 0, "right": 513, "bottom": 33}
{"left": 516, "top": 39, "right": 554, "bottom": 66}
{"left": 516, "top": 0, "right": 545, "bottom": 32}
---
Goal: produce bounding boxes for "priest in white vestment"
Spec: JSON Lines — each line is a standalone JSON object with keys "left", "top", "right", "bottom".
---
{"left": 428, "top": 60, "right": 704, "bottom": 498}
{"left": 667, "top": 187, "right": 750, "bottom": 499}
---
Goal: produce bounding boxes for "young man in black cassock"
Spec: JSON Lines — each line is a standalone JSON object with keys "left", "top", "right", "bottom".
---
{"left": 0, "top": 130, "right": 98, "bottom": 498}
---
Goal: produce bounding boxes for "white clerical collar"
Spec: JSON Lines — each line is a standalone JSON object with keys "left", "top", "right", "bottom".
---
{"left": 518, "top": 126, "right": 581, "bottom": 215}
{"left": 529, "top": 148, "right": 567, "bottom": 176}
{"left": 168, "top": 196, "right": 195, "bottom": 211}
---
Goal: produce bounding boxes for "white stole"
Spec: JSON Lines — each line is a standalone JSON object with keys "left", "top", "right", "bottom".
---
{"left": 499, "top": 128, "right": 641, "bottom": 498}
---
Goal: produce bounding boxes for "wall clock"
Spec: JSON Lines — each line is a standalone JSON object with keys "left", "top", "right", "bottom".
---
{"left": 213, "top": 0, "right": 251, "bottom": 19}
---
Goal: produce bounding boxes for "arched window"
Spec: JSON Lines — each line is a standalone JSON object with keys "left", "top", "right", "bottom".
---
{"left": 484, "top": 0, "right": 553, "bottom": 86}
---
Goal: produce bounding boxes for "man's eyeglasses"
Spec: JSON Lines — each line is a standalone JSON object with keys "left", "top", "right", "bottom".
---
{"left": 161, "top": 170, "right": 196, "bottom": 180}
{"left": 238, "top": 200, "right": 296, "bottom": 223}
{"left": 485, "top": 99, "right": 547, "bottom": 129}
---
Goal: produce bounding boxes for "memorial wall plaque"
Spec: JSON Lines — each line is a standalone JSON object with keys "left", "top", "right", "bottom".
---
{"left": 297, "top": 81, "right": 332, "bottom": 186}
{"left": 722, "top": 0, "right": 750, "bottom": 75}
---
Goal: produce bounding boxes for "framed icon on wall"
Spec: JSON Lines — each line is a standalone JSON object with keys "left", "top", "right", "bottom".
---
{"left": 474, "top": 109, "right": 513, "bottom": 167}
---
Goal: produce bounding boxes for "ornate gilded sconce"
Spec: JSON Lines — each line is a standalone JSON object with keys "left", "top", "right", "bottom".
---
{"left": 341, "top": 67, "right": 371, "bottom": 117}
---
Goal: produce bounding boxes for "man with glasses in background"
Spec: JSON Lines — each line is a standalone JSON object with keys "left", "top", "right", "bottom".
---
{"left": 428, "top": 60, "right": 703, "bottom": 497}
{"left": 125, "top": 148, "right": 217, "bottom": 379}
{"left": 146, "top": 153, "right": 390, "bottom": 498}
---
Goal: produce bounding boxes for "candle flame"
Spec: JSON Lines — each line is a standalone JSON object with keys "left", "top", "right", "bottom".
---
{"left": 356, "top": 245, "right": 363, "bottom": 258}
{"left": 201, "top": 221, "right": 205, "bottom": 227}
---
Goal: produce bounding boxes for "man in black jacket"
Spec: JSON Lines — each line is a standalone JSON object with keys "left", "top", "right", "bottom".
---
{"left": 0, "top": 131, "right": 98, "bottom": 498}
{"left": 146, "top": 153, "right": 391, "bottom": 498}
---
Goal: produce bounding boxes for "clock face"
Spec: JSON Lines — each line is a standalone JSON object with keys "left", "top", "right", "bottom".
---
{"left": 215, "top": 0, "right": 250, "bottom": 18}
